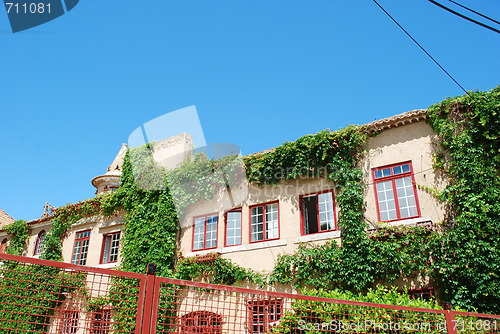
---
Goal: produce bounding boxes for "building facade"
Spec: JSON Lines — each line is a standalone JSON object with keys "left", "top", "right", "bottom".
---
{"left": 0, "top": 109, "right": 444, "bottom": 290}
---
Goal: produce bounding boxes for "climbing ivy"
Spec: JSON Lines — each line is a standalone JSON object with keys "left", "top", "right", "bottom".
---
{"left": 3, "top": 86, "right": 500, "bottom": 316}
{"left": 175, "top": 254, "right": 265, "bottom": 286}
{"left": 4, "top": 220, "right": 29, "bottom": 256}
{"left": 0, "top": 221, "right": 85, "bottom": 332}
{"left": 246, "top": 125, "right": 376, "bottom": 290}
{"left": 426, "top": 86, "right": 500, "bottom": 313}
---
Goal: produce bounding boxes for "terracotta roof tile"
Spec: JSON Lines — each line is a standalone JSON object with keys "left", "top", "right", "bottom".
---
{"left": 0, "top": 209, "right": 15, "bottom": 228}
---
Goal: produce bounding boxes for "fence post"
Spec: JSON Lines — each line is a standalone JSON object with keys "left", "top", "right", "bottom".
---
{"left": 445, "top": 311, "right": 458, "bottom": 334}
{"left": 141, "top": 264, "right": 157, "bottom": 334}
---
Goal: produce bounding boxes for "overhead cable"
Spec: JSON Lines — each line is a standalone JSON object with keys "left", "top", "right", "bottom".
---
{"left": 371, "top": 0, "right": 469, "bottom": 95}
{"left": 429, "top": 0, "right": 500, "bottom": 35}
{"left": 447, "top": 0, "right": 500, "bottom": 26}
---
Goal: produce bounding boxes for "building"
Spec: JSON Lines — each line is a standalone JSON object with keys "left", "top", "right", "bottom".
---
{"left": 0, "top": 109, "right": 444, "bottom": 293}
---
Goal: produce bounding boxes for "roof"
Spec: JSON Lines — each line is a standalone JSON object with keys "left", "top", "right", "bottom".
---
{"left": 251, "top": 109, "right": 428, "bottom": 156}
{"left": 23, "top": 109, "right": 429, "bottom": 228}
{"left": 363, "top": 109, "right": 427, "bottom": 134}
{"left": 0, "top": 209, "right": 15, "bottom": 228}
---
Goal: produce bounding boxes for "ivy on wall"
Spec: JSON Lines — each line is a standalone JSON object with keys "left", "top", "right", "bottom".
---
{"left": 176, "top": 255, "right": 264, "bottom": 286}
{"left": 2, "top": 86, "right": 499, "bottom": 314}
{"left": 4, "top": 220, "right": 29, "bottom": 256}
{"left": 426, "top": 86, "right": 500, "bottom": 313}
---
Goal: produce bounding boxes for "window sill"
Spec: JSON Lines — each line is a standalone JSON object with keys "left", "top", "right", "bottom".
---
{"left": 94, "top": 262, "right": 119, "bottom": 269}
{"left": 294, "top": 230, "right": 341, "bottom": 244}
{"left": 368, "top": 217, "right": 433, "bottom": 231}
{"left": 184, "top": 239, "right": 288, "bottom": 257}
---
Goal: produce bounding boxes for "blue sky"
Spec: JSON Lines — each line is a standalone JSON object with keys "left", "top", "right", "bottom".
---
{"left": 1, "top": 0, "right": 499, "bottom": 222}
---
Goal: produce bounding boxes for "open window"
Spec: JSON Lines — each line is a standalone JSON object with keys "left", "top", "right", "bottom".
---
{"left": 100, "top": 232, "right": 120, "bottom": 264}
{"left": 300, "top": 191, "right": 336, "bottom": 235}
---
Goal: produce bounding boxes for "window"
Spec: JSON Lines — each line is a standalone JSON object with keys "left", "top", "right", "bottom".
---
{"left": 250, "top": 202, "right": 279, "bottom": 242}
{"left": 100, "top": 232, "right": 120, "bottom": 264}
{"left": 72, "top": 230, "right": 91, "bottom": 265}
{"left": 373, "top": 162, "right": 420, "bottom": 222}
{"left": 34, "top": 230, "right": 46, "bottom": 255}
{"left": 91, "top": 309, "right": 111, "bottom": 334}
{"left": 60, "top": 310, "right": 79, "bottom": 334}
{"left": 193, "top": 214, "right": 218, "bottom": 251}
{"left": 300, "top": 191, "right": 336, "bottom": 235}
{"left": 225, "top": 209, "right": 242, "bottom": 247}
{"left": 409, "top": 287, "right": 434, "bottom": 301}
{"left": 181, "top": 311, "right": 222, "bottom": 334}
{"left": 247, "top": 299, "right": 282, "bottom": 334}
{"left": 0, "top": 238, "right": 7, "bottom": 254}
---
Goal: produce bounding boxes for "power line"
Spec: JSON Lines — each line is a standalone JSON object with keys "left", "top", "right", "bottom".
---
{"left": 447, "top": 0, "right": 500, "bottom": 26}
{"left": 429, "top": 0, "right": 500, "bottom": 35}
{"left": 371, "top": 0, "right": 469, "bottom": 96}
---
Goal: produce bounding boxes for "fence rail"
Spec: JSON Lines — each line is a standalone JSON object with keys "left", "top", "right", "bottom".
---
{"left": 0, "top": 253, "right": 499, "bottom": 333}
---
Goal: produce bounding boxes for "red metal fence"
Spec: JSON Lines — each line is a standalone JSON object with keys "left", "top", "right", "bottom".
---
{"left": 0, "top": 252, "right": 499, "bottom": 333}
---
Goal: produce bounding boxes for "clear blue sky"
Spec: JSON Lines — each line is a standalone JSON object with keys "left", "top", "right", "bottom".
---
{"left": 1, "top": 0, "right": 499, "bottom": 222}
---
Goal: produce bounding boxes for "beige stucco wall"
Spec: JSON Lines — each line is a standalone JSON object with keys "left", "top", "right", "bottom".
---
{"left": 362, "top": 121, "right": 446, "bottom": 226}
{"left": 15, "top": 212, "right": 125, "bottom": 269}
{"left": 178, "top": 177, "right": 340, "bottom": 273}
{"left": 179, "top": 119, "right": 447, "bottom": 276}
{"left": 2, "top": 118, "right": 446, "bottom": 293}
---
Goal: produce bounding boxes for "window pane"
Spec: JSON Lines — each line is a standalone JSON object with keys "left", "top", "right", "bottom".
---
{"left": 318, "top": 192, "right": 334, "bottom": 231}
{"left": 193, "top": 217, "right": 205, "bottom": 250}
{"left": 396, "top": 176, "right": 418, "bottom": 218}
{"left": 226, "top": 211, "right": 241, "bottom": 246}
{"left": 72, "top": 241, "right": 81, "bottom": 265}
{"left": 205, "top": 215, "right": 217, "bottom": 248}
{"left": 266, "top": 203, "right": 278, "bottom": 239}
{"left": 376, "top": 181, "right": 397, "bottom": 221}
{"left": 102, "top": 237, "right": 111, "bottom": 264}
{"left": 110, "top": 233, "right": 120, "bottom": 262}
{"left": 36, "top": 232, "right": 46, "bottom": 255}
{"left": 251, "top": 207, "right": 264, "bottom": 241}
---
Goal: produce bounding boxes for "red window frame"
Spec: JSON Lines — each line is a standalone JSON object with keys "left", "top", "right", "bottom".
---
{"left": 409, "top": 287, "right": 434, "bottom": 301}
{"left": 181, "top": 311, "right": 222, "bottom": 334}
{"left": 0, "top": 238, "right": 7, "bottom": 254}
{"left": 91, "top": 308, "right": 111, "bottom": 334}
{"left": 59, "top": 310, "right": 79, "bottom": 334}
{"left": 100, "top": 232, "right": 121, "bottom": 264}
{"left": 249, "top": 201, "right": 280, "bottom": 243}
{"left": 299, "top": 190, "right": 337, "bottom": 235}
{"left": 247, "top": 299, "right": 282, "bottom": 334}
{"left": 34, "top": 230, "right": 46, "bottom": 255}
{"left": 224, "top": 209, "right": 242, "bottom": 247}
{"left": 192, "top": 213, "right": 219, "bottom": 251}
{"left": 71, "top": 230, "right": 91, "bottom": 265}
{"left": 372, "top": 161, "right": 421, "bottom": 222}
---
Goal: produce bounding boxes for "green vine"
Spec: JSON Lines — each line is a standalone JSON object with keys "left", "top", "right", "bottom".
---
{"left": 426, "top": 86, "right": 500, "bottom": 313}
{"left": 4, "top": 220, "right": 29, "bottom": 256}
{"left": 3, "top": 86, "right": 500, "bottom": 316}
{"left": 176, "top": 254, "right": 265, "bottom": 286}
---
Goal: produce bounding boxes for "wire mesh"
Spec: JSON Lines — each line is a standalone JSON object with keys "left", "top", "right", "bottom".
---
{"left": 153, "top": 280, "right": 448, "bottom": 334}
{"left": 0, "top": 256, "right": 143, "bottom": 333}
{"left": 1, "top": 253, "right": 500, "bottom": 334}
